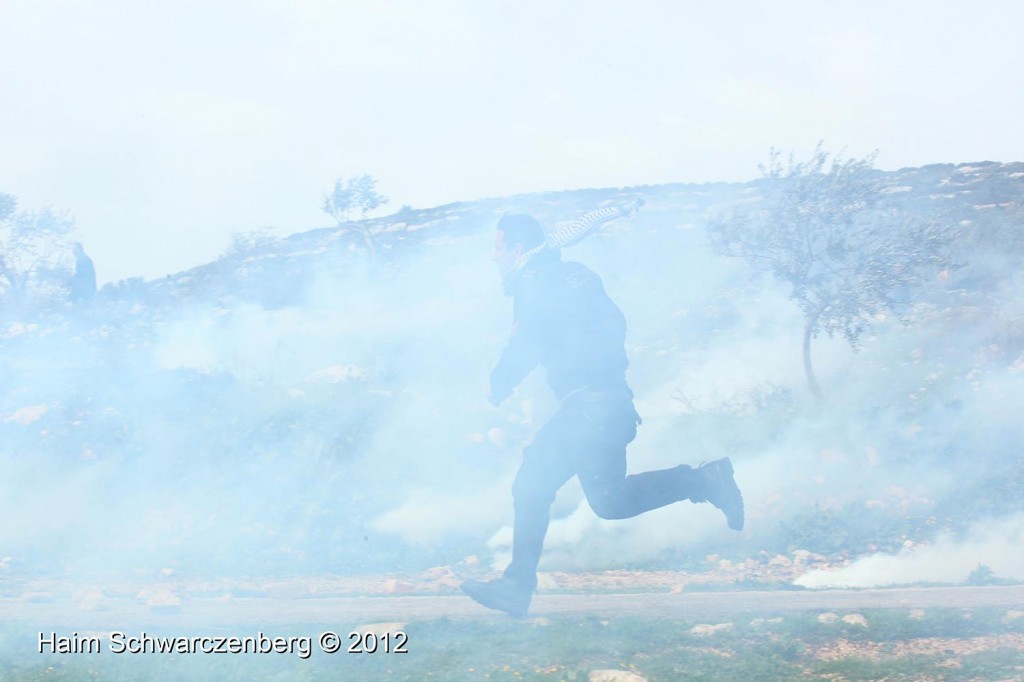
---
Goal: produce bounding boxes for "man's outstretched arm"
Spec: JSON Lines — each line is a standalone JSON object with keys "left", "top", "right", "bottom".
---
{"left": 489, "top": 320, "right": 538, "bottom": 406}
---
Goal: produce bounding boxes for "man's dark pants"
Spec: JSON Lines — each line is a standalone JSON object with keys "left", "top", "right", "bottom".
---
{"left": 503, "top": 389, "right": 691, "bottom": 590}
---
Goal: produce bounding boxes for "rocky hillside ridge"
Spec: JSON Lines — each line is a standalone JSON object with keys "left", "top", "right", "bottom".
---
{"left": 113, "top": 160, "right": 1023, "bottom": 309}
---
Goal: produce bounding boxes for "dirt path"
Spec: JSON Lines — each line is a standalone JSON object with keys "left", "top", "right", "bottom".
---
{"left": 6, "top": 585, "right": 1023, "bottom": 629}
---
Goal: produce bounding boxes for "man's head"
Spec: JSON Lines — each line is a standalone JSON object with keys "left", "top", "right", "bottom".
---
{"left": 493, "top": 214, "right": 544, "bottom": 277}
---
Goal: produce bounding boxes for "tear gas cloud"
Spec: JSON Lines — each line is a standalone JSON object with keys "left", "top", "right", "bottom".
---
{"left": 0, "top": 185, "right": 1022, "bottom": 594}
{"left": 796, "top": 512, "right": 1024, "bottom": 588}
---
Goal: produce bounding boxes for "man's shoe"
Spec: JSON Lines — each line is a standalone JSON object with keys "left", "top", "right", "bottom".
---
{"left": 461, "top": 577, "right": 532, "bottom": 617}
{"left": 695, "top": 458, "right": 745, "bottom": 531}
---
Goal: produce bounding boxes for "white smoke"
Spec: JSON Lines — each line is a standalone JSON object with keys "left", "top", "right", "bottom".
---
{"left": 796, "top": 513, "right": 1024, "bottom": 588}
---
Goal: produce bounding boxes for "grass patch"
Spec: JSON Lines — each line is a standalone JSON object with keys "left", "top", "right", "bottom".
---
{"left": 809, "top": 654, "right": 940, "bottom": 681}
{"left": 957, "top": 647, "right": 1024, "bottom": 680}
{"left": 1, "top": 607, "right": 1022, "bottom": 681}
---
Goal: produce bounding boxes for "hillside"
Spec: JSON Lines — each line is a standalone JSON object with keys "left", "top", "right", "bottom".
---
{"left": 1, "top": 161, "right": 1022, "bottom": 589}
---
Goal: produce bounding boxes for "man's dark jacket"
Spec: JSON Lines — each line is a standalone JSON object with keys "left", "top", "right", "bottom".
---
{"left": 490, "top": 250, "right": 630, "bottom": 403}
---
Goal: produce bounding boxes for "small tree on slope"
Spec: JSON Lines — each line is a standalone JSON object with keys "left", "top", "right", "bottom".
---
{"left": 322, "top": 174, "right": 389, "bottom": 260}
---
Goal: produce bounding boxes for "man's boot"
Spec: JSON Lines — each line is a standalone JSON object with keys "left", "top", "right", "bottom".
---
{"left": 461, "top": 576, "right": 533, "bottom": 617}
{"left": 692, "top": 458, "right": 745, "bottom": 531}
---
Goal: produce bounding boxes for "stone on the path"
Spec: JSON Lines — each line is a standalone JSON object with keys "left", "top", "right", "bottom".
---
{"left": 589, "top": 670, "right": 648, "bottom": 682}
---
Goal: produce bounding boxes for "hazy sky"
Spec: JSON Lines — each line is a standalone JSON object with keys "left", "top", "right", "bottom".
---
{"left": 2, "top": 0, "right": 1021, "bottom": 283}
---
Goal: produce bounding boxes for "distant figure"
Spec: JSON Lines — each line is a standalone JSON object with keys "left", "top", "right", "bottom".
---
{"left": 69, "top": 242, "right": 96, "bottom": 304}
{"left": 460, "top": 213, "right": 745, "bottom": 617}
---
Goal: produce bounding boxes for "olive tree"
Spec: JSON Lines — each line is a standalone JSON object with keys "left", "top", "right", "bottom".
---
{"left": 707, "top": 146, "right": 956, "bottom": 401}
{"left": 0, "top": 193, "right": 77, "bottom": 309}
